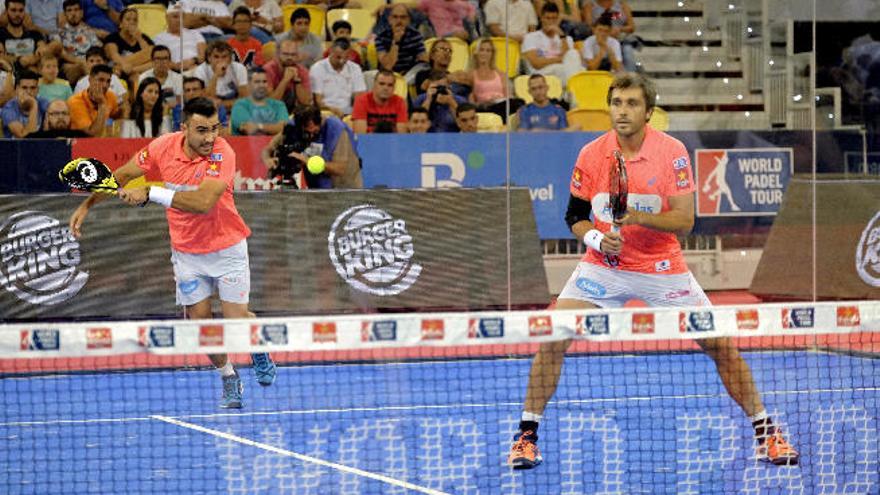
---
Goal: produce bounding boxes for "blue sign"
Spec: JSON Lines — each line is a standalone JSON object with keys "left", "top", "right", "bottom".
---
{"left": 694, "top": 148, "right": 794, "bottom": 217}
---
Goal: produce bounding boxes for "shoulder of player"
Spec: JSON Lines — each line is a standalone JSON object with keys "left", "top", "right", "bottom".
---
{"left": 649, "top": 127, "right": 687, "bottom": 156}
{"left": 214, "top": 136, "right": 236, "bottom": 158}
{"left": 578, "top": 131, "right": 613, "bottom": 157}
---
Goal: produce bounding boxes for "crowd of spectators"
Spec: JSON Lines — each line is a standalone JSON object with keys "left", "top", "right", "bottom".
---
{"left": 0, "top": 0, "right": 640, "bottom": 139}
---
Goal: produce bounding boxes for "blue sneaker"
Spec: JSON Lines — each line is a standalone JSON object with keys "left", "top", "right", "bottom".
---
{"left": 251, "top": 353, "right": 276, "bottom": 387}
{"left": 220, "top": 371, "right": 243, "bottom": 409}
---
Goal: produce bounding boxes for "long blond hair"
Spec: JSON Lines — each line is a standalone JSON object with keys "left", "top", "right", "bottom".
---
{"left": 470, "top": 38, "right": 496, "bottom": 71}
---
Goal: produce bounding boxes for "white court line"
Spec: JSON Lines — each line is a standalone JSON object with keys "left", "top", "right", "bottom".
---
{"left": 151, "top": 414, "right": 450, "bottom": 495}
{"left": 3, "top": 386, "right": 879, "bottom": 428}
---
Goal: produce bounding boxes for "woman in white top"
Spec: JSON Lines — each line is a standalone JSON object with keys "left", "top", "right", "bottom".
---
{"left": 120, "top": 77, "right": 171, "bottom": 138}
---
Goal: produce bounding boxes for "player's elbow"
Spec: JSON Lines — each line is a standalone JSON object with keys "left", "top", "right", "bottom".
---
{"left": 675, "top": 217, "right": 694, "bottom": 236}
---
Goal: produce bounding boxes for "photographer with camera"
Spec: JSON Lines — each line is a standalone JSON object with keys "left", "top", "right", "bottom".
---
{"left": 412, "top": 69, "right": 467, "bottom": 133}
{"left": 261, "top": 105, "right": 363, "bottom": 190}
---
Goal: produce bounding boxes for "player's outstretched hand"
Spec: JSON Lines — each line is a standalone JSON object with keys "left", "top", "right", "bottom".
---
{"left": 601, "top": 230, "right": 624, "bottom": 255}
{"left": 119, "top": 187, "right": 148, "bottom": 207}
{"left": 69, "top": 204, "right": 90, "bottom": 239}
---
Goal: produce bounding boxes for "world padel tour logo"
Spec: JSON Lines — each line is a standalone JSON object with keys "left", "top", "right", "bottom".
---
{"left": 576, "top": 314, "right": 609, "bottom": 335}
{"left": 679, "top": 311, "right": 715, "bottom": 333}
{"left": 328, "top": 205, "right": 422, "bottom": 296}
{"left": 138, "top": 326, "right": 175, "bottom": 348}
{"left": 856, "top": 211, "right": 880, "bottom": 287}
{"left": 250, "top": 324, "right": 289, "bottom": 346}
{"left": 782, "top": 308, "right": 814, "bottom": 329}
{"left": 361, "top": 320, "right": 397, "bottom": 342}
{"left": 695, "top": 148, "right": 793, "bottom": 217}
{"left": 0, "top": 211, "right": 89, "bottom": 305}
{"left": 20, "top": 329, "right": 60, "bottom": 351}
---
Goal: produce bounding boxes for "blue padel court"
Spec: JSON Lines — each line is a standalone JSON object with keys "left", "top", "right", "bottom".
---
{"left": 2, "top": 351, "right": 878, "bottom": 494}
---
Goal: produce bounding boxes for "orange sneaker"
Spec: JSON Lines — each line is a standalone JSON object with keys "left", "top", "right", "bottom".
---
{"left": 756, "top": 429, "right": 799, "bottom": 466}
{"left": 508, "top": 430, "right": 543, "bottom": 470}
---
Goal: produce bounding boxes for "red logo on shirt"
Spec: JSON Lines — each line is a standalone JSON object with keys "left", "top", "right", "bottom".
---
{"left": 571, "top": 168, "right": 582, "bottom": 189}
{"left": 675, "top": 170, "right": 690, "bottom": 189}
{"left": 206, "top": 163, "right": 220, "bottom": 177}
{"left": 138, "top": 149, "right": 148, "bottom": 165}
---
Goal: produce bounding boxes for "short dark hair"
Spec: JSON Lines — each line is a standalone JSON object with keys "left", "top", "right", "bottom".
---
{"left": 248, "top": 66, "right": 266, "bottom": 80}
{"left": 16, "top": 69, "right": 39, "bottom": 86}
{"left": 85, "top": 46, "right": 105, "bottom": 60}
{"left": 541, "top": 2, "right": 559, "bottom": 15}
{"left": 427, "top": 69, "right": 448, "bottom": 82}
{"left": 594, "top": 12, "right": 613, "bottom": 28}
{"left": 607, "top": 72, "right": 657, "bottom": 113}
{"left": 206, "top": 40, "right": 233, "bottom": 57}
{"left": 62, "top": 0, "right": 80, "bottom": 9}
{"left": 331, "top": 38, "right": 351, "bottom": 52}
{"left": 183, "top": 97, "right": 218, "bottom": 122}
{"left": 293, "top": 105, "right": 322, "bottom": 128}
{"left": 290, "top": 7, "right": 310, "bottom": 24}
{"left": 5, "top": 0, "right": 25, "bottom": 9}
{"left": 232, "top": 6, "right": 251, "bottom": 20}
{"left": 151, "top": 44, "right": 170, "bottom": 58}
{"left": 409, "top": 107, "right": 428, "bottom": 118}
{"left": 90, "top": 63, "right": 113, "bottom": 77}
{"left": 456, "top": 102, "right": 477, "bottom": 117}
{"left": 331, "top": 19, "right": 351, "bottom": 34}
{"left": 375, "top": 69, "right": 396, "bottom": 83}
{"left": 183, "top": 76, "right": 205, "bottom": 88}
{"left": 528, "top": 73, "right": 546, "bottom": 84}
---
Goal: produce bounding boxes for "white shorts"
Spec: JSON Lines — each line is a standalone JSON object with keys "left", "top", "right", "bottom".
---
{"left": 170, "top": 239, "right": 250, "bottom": 306}
{"left": 558, "top": 262, "right": 711, "bottom": 308}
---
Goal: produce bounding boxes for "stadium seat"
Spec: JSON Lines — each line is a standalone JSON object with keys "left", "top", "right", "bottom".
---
{"left": 130, "top": 4, "right": 167, "bottom": 38}
{"left": 566, "top": 108, "right": 612, "bottom": 131}
{"left": 326, "top": 9, "right": 374, "bottom": 40}
{"left": 649, "top": 106, "right": 670, "bottom": 131}
{"left": 471, "top": 37, "right": 520, "bottom": 78}
{"left": 393, "top": 72, "right": 408, "bottom": 99}
{"left": 476, "top": 112, "right": 504, "bottom": 132}
{"left": 426, "top": 37, "right": 470, "bottom": 72}
{"left": 567, "top": 70, "right": 614, "bottom": 110}
{"left": 342, "top": 114, "right": 353, "bottom": 127}
{"left": 282, "top": 4, "right": 326, "bottom": 38}
{"left": 354, "top": 0, "right": 386, "bottom": 13}
{"left": 365, "top": 41, "right": 378, "bottom": 70}
{"left": 262, "top": 41, "right": 276, "bottom": 61}
{"left": 513, "top": 74, "right": 563, "bottom": 104}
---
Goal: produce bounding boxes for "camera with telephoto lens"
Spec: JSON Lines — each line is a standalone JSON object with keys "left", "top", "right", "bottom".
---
{"left": 271, "top": 136, "right": 309, "bottom": 188}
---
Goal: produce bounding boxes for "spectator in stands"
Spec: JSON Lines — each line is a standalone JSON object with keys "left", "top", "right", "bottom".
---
{"left": 534, "top": 0, "right": 589, "bottom": 41}
{"left": 179, "top": 0, "right": 231, "bottom": 43}
{"left": 0, "top": 49, "right": 14, "bottom": 106}
{"left": 322, "top": 20, "right": 362, "bottom": 65}
{"left": 1, "top": 69, "right": 47, "bottom": 137}
{"left": 53, "top": 0, "right": 99, "bottom": 84}
{"left": 27, "top": 99, "right": 88, "bottom": 137}
{"left": 80, "top": 0, "right": 122, "bottom": 36}
{"left": 310, "top": 38, "right": 366, "bottom": 117}
{"left": 417, "top": 0, "right": 476, "bottom": 41}
{"left": 0, "top": 0, "right": 55, "bottom": 71}
{"left": 104, "top": 8, "right": 153, "bottom": 81}
{"left": 263, "top": 38, "right": 311, "bottom": 111}
{"left": 171, "top": 75, "right": 230, "bottom": 132}
{"left": 515, "top": 73, "right": 575, "bottom": 131}
{"left": 455, "top": 101, "right": 477, "bottom": 132}
{"left": 583, "top": 0, "right": 638, "bottom": 72}
{"left": 73, "top": 46, "right": 127, "bottom": 105}
{"left": 275, "top": 7, "right": 321, "bottom": 67}
{"left": 153, "top": 5, "right": 206, "bottom": 73}
{"left": 464, "top": 37, "right": 524, "bottom": 121}
{"left": 193, "top": 40, "right": 249, "bottom": 110}
{"left": 351, "top": 68, "right": 407, "bottom": 133}
{"left": 375, "top": 5, "right": 427, "bottom": 80}
{"left": 68, "top": 63, "right": 121, "bottom": 136}
{"left": 483, "top": 0, "right": 537, "bottom": 43}
{"left": 262, "top": 104, "right": 363, "bottom": 189}
{"left": 228, "top": 7, "right": 264, "bottom": 69}
{"left": 522, "top": 2, "right": 583, "bottom": 86}
{"left": 138, "top": 45, "right": 182, "bottom": 107}
{"left": 414, "top": 37, "right": 468, "bottom": 97}
{"left": 231, "top": 67, "right": 286, "bottom": 135}
{"left": 120, "top": 76, "right": 171, "bottom": 137}
{"left": 413, "top": 69, "right": 466, "bottom": 132}
{"left": 25, "top": 0, "right": 63, "bottom": 37}
{"left": 37, "top": 55, "right": 70, "bottom": 101}
{"left": 228, "top": 0, "right": 282, "bottom": 43}
{"left": 408, "top": 106, "right": 430, "bottom": 133}
{"left": 581, "top": 11, "right": 621, "bottom": 72}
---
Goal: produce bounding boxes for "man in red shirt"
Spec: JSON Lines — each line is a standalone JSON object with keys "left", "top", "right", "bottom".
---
{"left": 69, "top": 97, "right": 276, "bottom": 409}
{"left": 262, "top": 38, "right": 311, "bottom": 111}
{"left": 351, "top": 69, "right": 408, "bottom": 133}
{"left": 507, "top": 73, "right": 799, "bottom": 469}
{"left": 228, "top": 7, "right": 265, "bottom": 69}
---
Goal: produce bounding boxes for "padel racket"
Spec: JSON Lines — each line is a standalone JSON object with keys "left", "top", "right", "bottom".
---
{"left": 605, "top": 150, "right": 628, "bottom": 267}
{"left": 59, "top": 158, "right": 119, "bottom": 193}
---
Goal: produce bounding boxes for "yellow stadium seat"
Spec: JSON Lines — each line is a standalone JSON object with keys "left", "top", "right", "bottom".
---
{"left": 513, "top": 74, "right": 562, "bottom": 104}
{"left": 393, "top": 72, "right": 408, "bottom": 99}
{"left": 567, "top": 70, "right": 614, "bottom": 110}
{"left": 365, "top": 41, "right": 378, "bottom": 70}
{"left": 342, "top": 114, "right": 353, "bottom": 127}
{"left": 649, "top": 106, "right": 670, "bottom": 131}
{"left": 326, "top": 8, "right": 374, "bottom": 40}
{"left": 282, "top": 4, "right": 326, "bottom": 38}
{"left": 567, "top": 108, "right": 612, "bottom": 131}
{"left": 425, "top": 37, "right": 469, "bottom": 72}
{"left": 470, "top": 37, "right": 520, "bottom": 78}
{"left": 353, "top": 0, "right": 386, "bottom": 13}
{"left": 262, "top": 41, "right": 276, "bottom": 61}
{"left": 476, "top": 112, "right": 504, "bottom": 132}
{"left": 130, "top": 4, "right": 167, "bottom": 38}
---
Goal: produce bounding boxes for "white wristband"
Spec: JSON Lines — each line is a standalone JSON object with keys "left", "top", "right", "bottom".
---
{"left": 148, "top": 186, "right": 175, "bottom": 208}
{"left": 583, "top": 229, "right": 604, "bottom": 252}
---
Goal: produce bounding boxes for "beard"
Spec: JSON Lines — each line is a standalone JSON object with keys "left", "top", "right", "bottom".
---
{"left": 252, "top": 88, "right": 268, "bottom": 100}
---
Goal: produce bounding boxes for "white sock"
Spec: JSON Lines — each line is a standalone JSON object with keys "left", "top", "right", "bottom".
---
{"left": 749, "top": 410, "right": 768, "bottom": 423}
{"left": 521, "top": 411, "right": 543, "bottom": 423}
{"left": 218, "top": 362, "right": 236, "bottom": 377}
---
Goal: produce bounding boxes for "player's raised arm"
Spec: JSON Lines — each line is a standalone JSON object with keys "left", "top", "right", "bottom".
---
{"left": 68, "top": 158, "right": 146, "bottom": 238}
